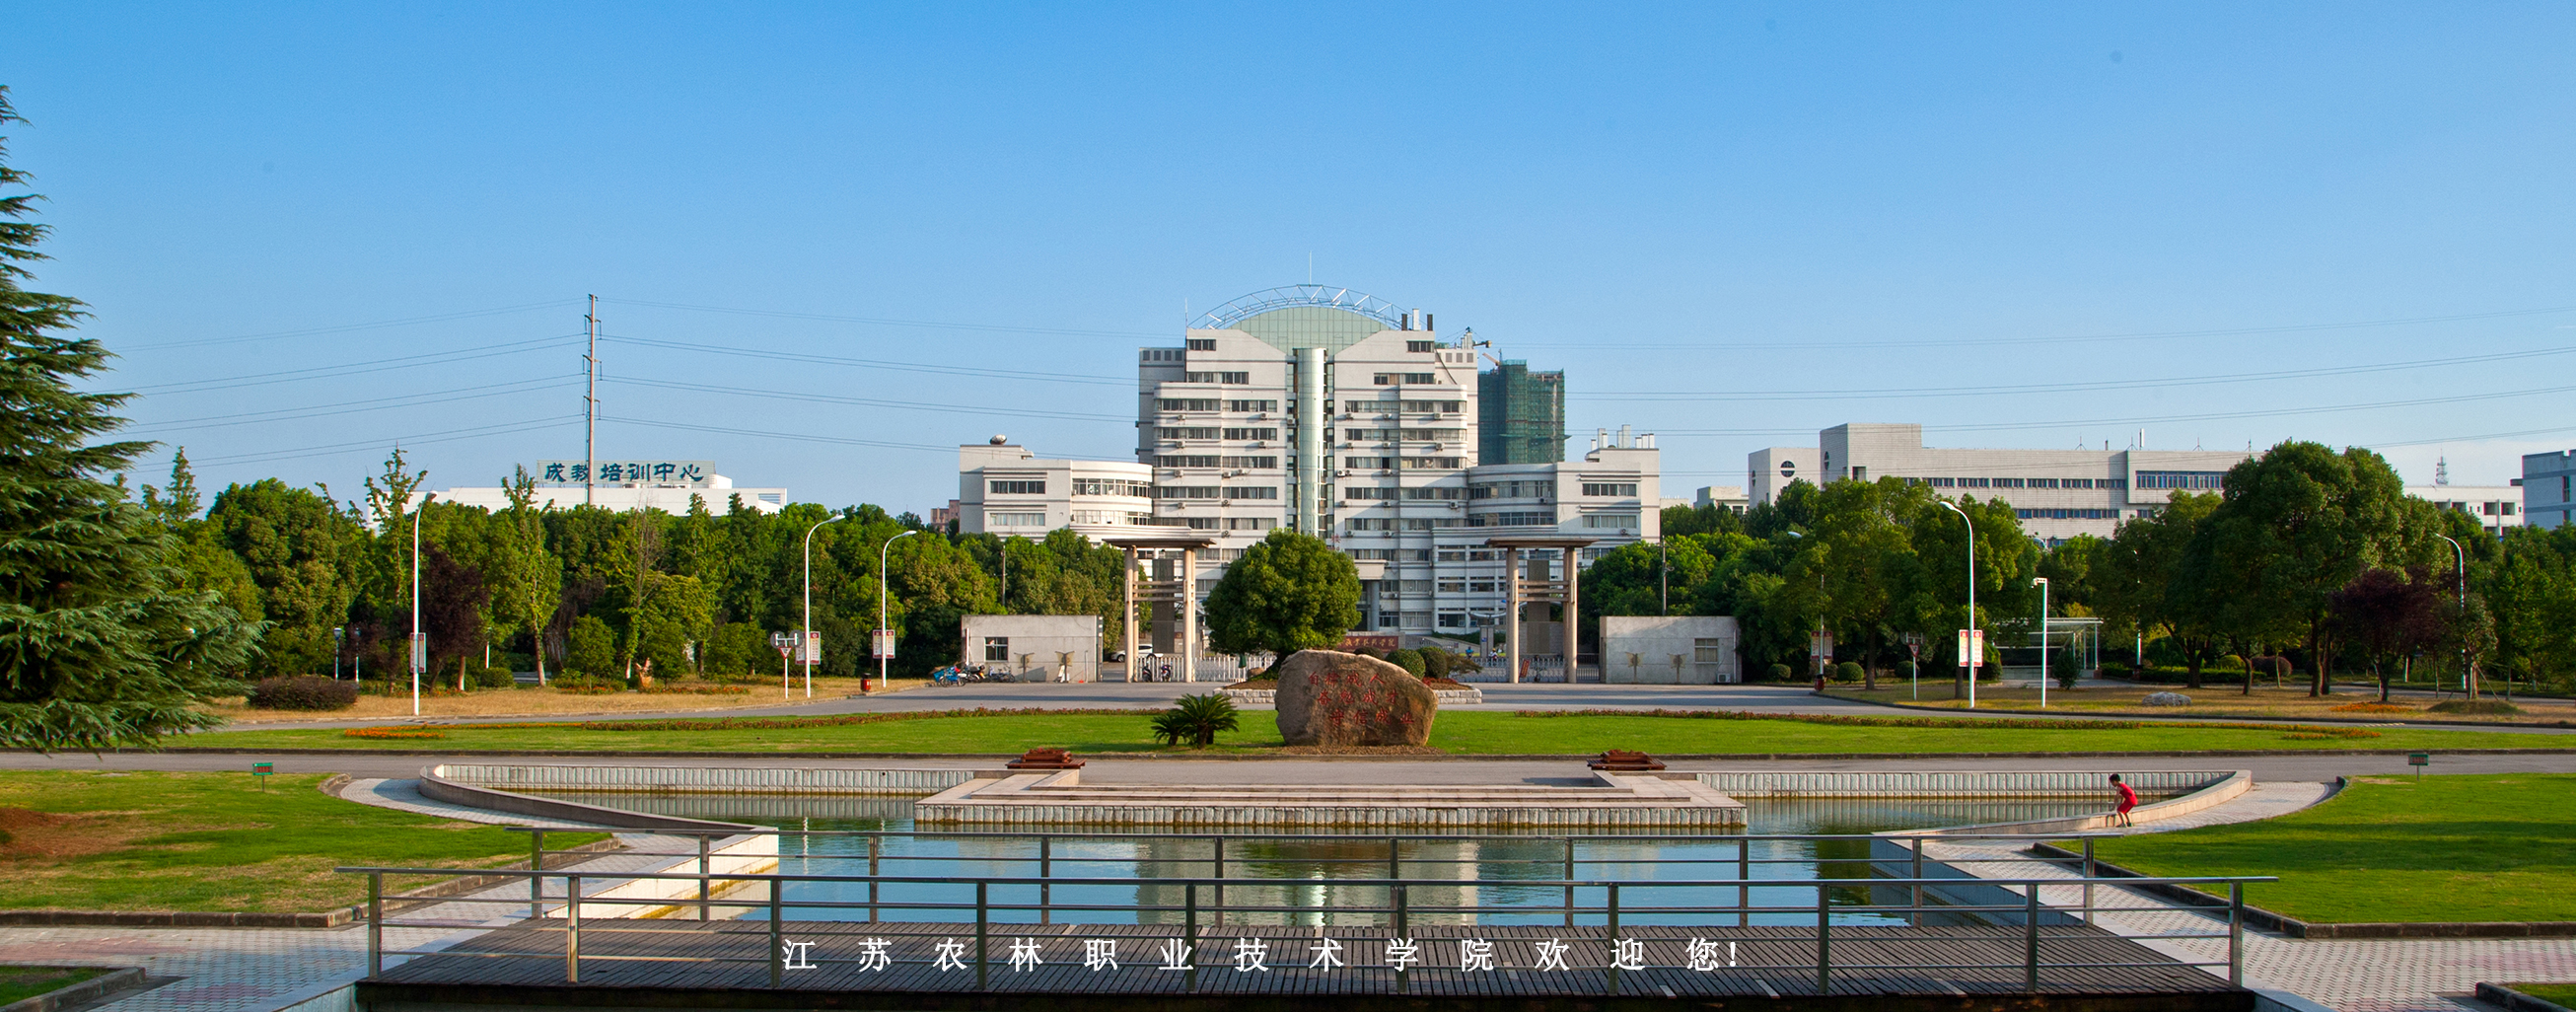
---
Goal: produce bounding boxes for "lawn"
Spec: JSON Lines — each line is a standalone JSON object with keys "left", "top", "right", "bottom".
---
{"left": 1822, "top": 683, "right": 2576, "bottom": 726}
{"left": 186, "top": 708, "right": 2574, "bottom": 756}
{"left": 203, "top": 676, "right": 926, "bottom": 724}
{"left": 2505, "top": 983, "right": 2576, "bottom": 1006}
{"left": 0, "top": 771, "right": 603, "bottom": 913}
{"left": 2085, "top": 773, "right": 2576, "bottom": 923}
{"left": 0, "top": 968, "right": 106, "bottom": 1005}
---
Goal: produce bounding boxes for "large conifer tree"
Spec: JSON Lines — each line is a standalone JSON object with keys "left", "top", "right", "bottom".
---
{"left": 0, "top": 88, "right": 256, "bottom": 749}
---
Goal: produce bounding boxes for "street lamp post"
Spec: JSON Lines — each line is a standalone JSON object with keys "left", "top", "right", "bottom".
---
{"left": 2434, "top": 533, "right": 2468, "bottom": 695}
{"left": 877, "top": 529, "right": 920, "bottom": 692}
{"left": 1939, "top": 499, "right": 1977, "bottom": 709}
{"left": 410, "top": 492, "right": 437, "bottom": 717}
{"left": 333, "top": 626, "right": 344, "bottom": 681}
{"left": 2032, "top": 576, "right": 2050, "bottom": 709}
{"left": 802, "top": 515, "right": 845, "bottom": 699}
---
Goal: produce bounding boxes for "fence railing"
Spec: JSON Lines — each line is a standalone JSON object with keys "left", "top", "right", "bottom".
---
{"left": 342, "top": 829, "right": 2271, "bottom": 995}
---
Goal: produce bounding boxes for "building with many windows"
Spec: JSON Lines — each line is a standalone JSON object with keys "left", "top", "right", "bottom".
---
{"left": 2405, "top": 483, "right": 2525, "bottom": 535}
{"left": 955, "top": 285, "right": 1659, "bottom": 639}
{"left": 1478, "top": 359, "right": 1567, "bottom": 465}
{"left": 2523, "top": 450, "right": 2574, "bottom": 531}
{"left": 1749, "top": 424, "right": 2253, "bottom": 542}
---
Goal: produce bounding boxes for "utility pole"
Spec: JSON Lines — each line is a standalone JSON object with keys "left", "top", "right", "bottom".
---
{"left": 584, "top": 295, "right": 599, "bottom": 507}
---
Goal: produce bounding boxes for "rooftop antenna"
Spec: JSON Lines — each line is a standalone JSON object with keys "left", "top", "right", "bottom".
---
{"left": 584, "top": 294, "right": 599, "bottom": 507}
{"left": 2435, "top": 456, "right": 2450, "bottom": 486}
{"left": 1307, "top": 253, "right": 1313, "bottom": 283}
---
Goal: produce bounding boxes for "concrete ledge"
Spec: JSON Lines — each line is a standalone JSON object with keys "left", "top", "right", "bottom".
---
{"left": 0, "top": 908, "right": 359, "bottom": 928}
{"left": 431, "top": 763, "right": 976, "bottom": 795}
{"left": 1695, "top": 768, "right": 2231, "bottom": 799}
{"left": 419, "top": 765, "right": 763, "bottom": 831}
{"left": 1906, "top": 771, "right": 2252, "bottom": 836}
{"left": 0, "top": 967, "right": 147, "bottom": 1012}
{"left": 913, "top": 768, "right": 1747, "bottom": 830}
{"left": 1222, "top": 687, "right": 1483, "bottom": 707}
{"left": 2479, "top": 983, "right": 2576, "bottom": 1012}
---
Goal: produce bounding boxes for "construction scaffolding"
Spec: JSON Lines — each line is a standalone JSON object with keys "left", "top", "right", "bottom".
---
{"left": 1477, "top": 360, "right": 1566, "bottom": 465}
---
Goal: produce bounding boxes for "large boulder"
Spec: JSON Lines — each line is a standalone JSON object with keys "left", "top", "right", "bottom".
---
{"left": 1273, "top": 649, "right": 1438, "bottom": 747}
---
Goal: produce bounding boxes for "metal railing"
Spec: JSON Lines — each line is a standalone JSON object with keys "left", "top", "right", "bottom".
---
{"left": 342, "top": 829, "right": 2270, "bottom": 996}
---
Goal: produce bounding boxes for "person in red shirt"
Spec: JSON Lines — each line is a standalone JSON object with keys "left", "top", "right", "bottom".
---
{"left": 2110, "top": 773, "right": 2139, "bottom": 827}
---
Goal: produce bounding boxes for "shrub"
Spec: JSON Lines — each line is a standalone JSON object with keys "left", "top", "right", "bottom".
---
{"left": 1385, "top": 649, "right": 1427, "bottom": 678}
{"left": 1832, "top": 661, "right": 1865, "bottom": 683}
{"left": 246, "top": 676, "right": 359, "bottom": 711}
{"left": 1419, "top": 649, "right": 1453, "bottom": 679}
{"left": 565, "top": 615, "right": 616, "bottom": 677}
{"left": 2215, "top": 654, "right": 2244, "bottom": 671}
{"left": 2428, "top": 699, "right": 2523, "bottom": 715}
{"left": 1896, "top": 660, "right": 1917, "bottom": 679}
{"left": 469, "top": 666, "right": 517, "bottom": 689}
{"left": 1767, "top": 663, "right": 1793, "bottom": 682}
{"left": 1351, "top": 645, "right": 1386, "bottom": 659}
{"left": 1150, "top": 692, "right": 1242, "bottom": 748}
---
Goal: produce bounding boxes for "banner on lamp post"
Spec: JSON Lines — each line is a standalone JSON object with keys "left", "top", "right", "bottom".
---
{"left": 871, "top": 629, "right": 896, "bottom": 659}
{"left": 799, "top": 630, "right": 823, "bottom": 666}
{"left": 1955, "top": 628, "right": 1985, "bottom": 668}
{"left": 408, "top": 632, "right": 428, "bottom": 674}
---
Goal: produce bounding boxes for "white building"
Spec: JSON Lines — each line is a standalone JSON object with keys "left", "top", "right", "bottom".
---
{"left": 1750, "top": 424, "right": 2253, "bottom": 542}
{"left": 2405, "top": 484, "right": 2524, "bottom": 535}
{"left": 1600, "top": 615, "right": 1742, "bottom": 684}
{"left": 954, "top": 440, "right": 1156, "bottom": 542}
{"left": 1692, "top": 485, "right": 1750, "bottom": 514}
{"left": 426, "top": 459, "right": 787, "bottom": 514}
{"left": 2526, "top": 451, "right": 2574, "bottom": 531}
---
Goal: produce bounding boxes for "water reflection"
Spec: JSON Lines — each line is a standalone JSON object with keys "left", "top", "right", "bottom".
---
{"left": 534, "top": 792, "right": 2104, "bottom": 927}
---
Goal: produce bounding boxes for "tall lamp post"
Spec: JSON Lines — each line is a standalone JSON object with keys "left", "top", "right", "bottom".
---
{"left": 801, "top": 515, "right": 845, "bottom": 699}
{"left": 2032, "top": 576, "right": 2050, "bottom": 709}
{"left": 877, "top": 529, "right": 920, "bottom": 693}
{"left": 409, "top": 492, "right": 437, "bottom": 717}
{"left": 1939, "top": 499, "right": 1977, "bottom": 709}
{"left": 2434, "top": 533, "right": 2468, "bottom": 694}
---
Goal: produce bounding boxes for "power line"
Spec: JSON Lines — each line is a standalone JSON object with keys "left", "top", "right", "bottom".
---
{"left": 1516, "top": 303, "right": 2576, "bottom": 352}
{"left": 609, "top": 376, "right": 1132, "bottom": 422}
{"left": 187, "top": 415, "right": 583, "bottom": 468}
{"left": 128, "top": 378, "right": 579, "bottom": 432}
{"left": 604, "top": 332, "right": 1131, "bottom": 386}
{"left": 115, "top": 300, "right": 579, "bottom": 352}
{"left": 602, "top": 297, "right": 1167, "bottom": 340}
{"left": 601, "top": 416, "right": 960, "bottom": 454}
{"left": 1571, "top": 344, "right": 2576, "bottom": 402}
{"left": 120, "top": 334, "right": 583, "bottom": 396}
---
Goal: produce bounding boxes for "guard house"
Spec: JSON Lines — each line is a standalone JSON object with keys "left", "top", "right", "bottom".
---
{"left": 958, "top": 614, "right": 1104, "bottom": 683}
{"left": 1105, "top": 534, "right": 1218, "bottom": 683}
{"left": 1486, "top": 536, "right": 1594, "bottom": 684}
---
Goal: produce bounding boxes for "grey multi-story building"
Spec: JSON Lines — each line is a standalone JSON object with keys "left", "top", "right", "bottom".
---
{"left": 1478, "top": 360, "right": 1567, "bottom": 465}
{"left": 2525, "top": 450, "right": 2575, "bottom": 531}
{"left": 1750, "top": 423, "right": 2252, "bottom": 543}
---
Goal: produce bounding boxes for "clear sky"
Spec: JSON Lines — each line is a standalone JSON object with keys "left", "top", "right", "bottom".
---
{"left": 11, "top": 3, "right": 2573, "bottom": 512}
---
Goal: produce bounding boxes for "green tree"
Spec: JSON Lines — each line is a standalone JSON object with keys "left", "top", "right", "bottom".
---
{"left": 2101, "top": 491, "right": 2225, "bottom": 687}
{"left": 564, "top": 614, "right": 615, "bottom": 678}
{"left": 1204, "top": 528, "right": 1361, "bottom": 657}
{"left": 494, "top": 468, "right": 561, "bottom": 681}
{"left": 0, "top": 90, "right": 258, "bottom": 748}
{"left": 2194, "top": 442, "right": 2416, "bottom": 695}
{"left": 208, "top": 477, "right": 363, "bottom": 675}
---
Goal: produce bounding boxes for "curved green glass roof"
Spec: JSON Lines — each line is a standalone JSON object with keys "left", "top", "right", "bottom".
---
{"left": 1195, "top": 285, "right": 1405, "bottom": 354}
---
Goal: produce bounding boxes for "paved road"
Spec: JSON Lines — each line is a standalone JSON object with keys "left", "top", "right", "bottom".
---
{"left": 11, "top": 749, "right": 2569, "bottom": 784}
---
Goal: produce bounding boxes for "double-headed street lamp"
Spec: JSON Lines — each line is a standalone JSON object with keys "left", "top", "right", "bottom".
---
{"left": 1938, "top": 499, "right": 1977, "bottom": 709}
{"left": 409, "top": 492, "right": 438, "bottom": 717}
{"left": 2032, "top": 576, "right": 2050, "bottom": 709}
{"left": 2434, "top": 533, "right": 2468, "bottom": 694}
{"left": 802, "top": 515, "right": 844, "bottom": 699}
{"left": 877, "top": 529, "right": 920, "bottom": 692}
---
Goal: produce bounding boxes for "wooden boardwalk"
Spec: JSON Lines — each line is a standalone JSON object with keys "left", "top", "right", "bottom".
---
{"left": 362, "top": 918, "right": 2245, "bottom": 1010}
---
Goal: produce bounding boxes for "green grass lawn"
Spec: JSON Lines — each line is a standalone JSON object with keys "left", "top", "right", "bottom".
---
{"left": 2506, "top": 983, "right": 2576, "bottom": 1006}
{"left": 187, "top": 708, "right": 2574, "bottom": 756}
{"left": 0, "top": 968, "right": 107, "bottom": 1005}
{"left": 0, "top": 771, "right": 603, "bottom": 913}
{"left": 2086, "top": 773, "right": 2576, "bottom": 923}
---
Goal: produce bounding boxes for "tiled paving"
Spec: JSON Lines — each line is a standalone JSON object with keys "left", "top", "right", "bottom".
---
{"left": 0, "top": 924, "right": 460, "bottom": 1012}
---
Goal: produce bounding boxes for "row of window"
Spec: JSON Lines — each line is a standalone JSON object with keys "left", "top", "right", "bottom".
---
{"left": 1346, "top": 517, "right": 1468, "bottom": 532}
{"left": 1914, "top": 476, "right": 2133, "bottom": 490}
{"left": 1070, "top": 478, "right": 1150, "bottom": 497}
{"left": 1341, "top": 399, "right": 1464, "bottom": 414}
{"left": 1372, "top": 372, "right": 1437, "bottom": 385}
{"left": 1348, "top": 548, "right": 1435, "bottom": 561}
{"left": 1580, "top": 482, "right": 1638, "bottom": 497}
{"left": 1341, "top": 456, "right": 1466, "bottom": 470}
{"left": 1133, "top": 516, "right": 1276, "bottom": 531}
{"left": 1471, "top": 479, "right": 1553, "bottom": 499}
{"left": 1580, "top": 513, "right": 1641, "bottom": 529}
{"left": 1345, "top": 428, "right": 1466, "bottom": 442}
{"left": 1181, "top": 371, "right": 1251, "bottom": 384}
{"left": 1156, "top": 456, "right": 1278, "bottom": 470}
{"left": 2015, "top": 508, "right": 2123, "bottom": 520}
{"left": 1155, "top": 486, "right": 1280, "bottom": 500}
{"left": 2134, "top": 470, "right": 2227, "bottom": 490}
{"left": 1344, "top": 486, "right": 1467, "bottom": 501}
{"left": 1474, "top": 511, "right": 1557, "bottom": 527}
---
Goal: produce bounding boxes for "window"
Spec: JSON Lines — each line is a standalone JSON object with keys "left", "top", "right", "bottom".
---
{"left": 1141, "top": 348, "right": 1182, "bottom": 362}
{"left": 1437, "top": 578, "right": 1466, "bottom": 594}
{"left": 1158, "top": 485, "right": 1220, "bottom": 499}
{"left": 1693, "top": 638, "right": 1726, "bottom": 663}
{"left": 1343, "top": 399, "right": 1399, "bottom": 413}
{"left": 1468, "top": 549, "right": 1500, "bottom": 561}
{"left": 1468, "top": 578, "right": 1498, "bottom": 594}
{"left": 1219, "top": 456, "right": 1277, "bottom": 470}
{"left": 1991, "top": 477, "right": 2027, "bottom": 488}
{"left": 1344, "top": 457, "right": 1395, "bottom": 470}
{"left": 1225, "top": 517, "right": 1274, "bottom": 531}
{"left": 1186, "top": 338, "right": 1215, "bottom": 351}
{"left": 1472, "top": 511, "right": 1555, "bottom": 527}
{"left": 1072, "top": 478, "right": 1151, "bottom": 497}
{"left": 1346, "top": 429, "right": 1391, "bottom": 442}
{"left": 1372, "top": 373, "right": 1436, "bottom": 385}
{"left": 2013, "top": 508, "right": 2120, "bottom": 520}
{"left": 1400, "top": 517, "right": 1462, "bottom": 530}
{"left": 1581, "top": 482, "right": 1638, "bottom": 497}
{"left": 1849, "top": 467, "right": 1866, "bottom": 481}
{"left": 1437, "top": 611, "right": 1467, "bottom": 628}
{"left": 1182, "top": 371, "right": 1250, "bottom": 384}
{"left": 1470, "top": 479, "right": 1552, "bottom": 499}
{"left": 985, "top": 512, "right": 1045, "bottom": 527}
{"left": 1378, "top": 613, "right": 1406, "bottom": 630}
{"left": 1223, "top": 427, "right": 1278, "bottom": 441}
{"left": 1437, "top": 549, "right": 1466, "bottom": 561}
{"left": 1222, "top": 486, "right": 1278, "bottom": 500}
{"left": 988, "top": 479, "right": 1045, "bottom": 495}
{"left": 1402, "top": 486, "right": 1464, "bottom": 500}
{"left": 1402, "top": 457, "right": 1463, "bottom": 470}
{"left": 1226, "top": 398, "right": 1277, "bottom": 412}
{"left": 1395, "top": 580, "right": 1430, "bottom": 594}
{"left": 1157, "top": 398, "right": 1220, "bottom": 411}
{"left": 1407, "top": 340, "right": 1435, "bottom": 353}
{"left": 1346, "top": 487, "right": 1395, "bottom": 500}
{"left": 1400, "top": 399, "right": 1463, "bottom": 414}
{"left": 1157, "top": 456, "right": 1218, "bottom": 469}
{"left": 2136, "top": 470, "right": 2227, "bottom": 490}
{"left": 1159, "top": 426, "right": 1219, "bottom": 440}
{"left": 1346, "top": 517, "right": 1395, "bottom": 532}
{"left": 984, "top": 637, "right": 1010, "bottom": 662}
{"left": 1401, "top": 429, "right": 1464, "bottom": 442}
{"left": 1069, "top": 510, "right": 1143, "bottom": 525}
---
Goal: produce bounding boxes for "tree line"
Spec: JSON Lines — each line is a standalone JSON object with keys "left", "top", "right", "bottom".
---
{"left": 1587, "top": 441, "right": 2576, "bottom": 696}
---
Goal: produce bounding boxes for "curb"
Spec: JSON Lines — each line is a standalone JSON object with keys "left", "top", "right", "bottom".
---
{"left": 0, "top": 837, "right": 628, "bottom": 930}
{"left": 1821, "top": 692, "right": 2576, "bottom": 731}
{"left": 0, "top": 967, "right": 148, "bottom": 1012}
{"left": 115, "top": 746, "right": 2576, "bottom": 760}
{"left": 2478, "top": 983, "right": 2576, "bottom": 1012}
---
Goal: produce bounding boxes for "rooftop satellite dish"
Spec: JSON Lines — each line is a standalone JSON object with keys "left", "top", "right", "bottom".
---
{"left": 989, "top": 435, "right": 1008, "bottom": 445}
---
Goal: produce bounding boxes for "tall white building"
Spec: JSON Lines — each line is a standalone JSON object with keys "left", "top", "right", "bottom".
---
{"left": 958, "top": 285, "right": 1661, "bottom": 639}
{"left": 2518, "top": 449, "right": 2571, "bottom": 530}
{"left": 1750, "top": 424, "right": 2252, "bottom": 542}
{"left": 2404, "top": 483, "right": 2524, "bottom": 535}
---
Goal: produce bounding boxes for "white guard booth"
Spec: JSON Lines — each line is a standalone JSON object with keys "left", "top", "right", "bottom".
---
{"left": 959, "top": 614, "right": 1103, "bottom": 684}
{"left": 1600, "top": 615, "right": 1742, "bottom": 685}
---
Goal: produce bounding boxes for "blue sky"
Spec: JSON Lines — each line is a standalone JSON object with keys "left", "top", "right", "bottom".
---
{"left": 12, "top": 3, "right": 2574, "bottom": 512}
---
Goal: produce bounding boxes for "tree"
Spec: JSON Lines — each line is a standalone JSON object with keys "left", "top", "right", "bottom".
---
{"left": 420, "top": 543, "right": 489, "bottom": 689}
{"left": 2102, "top": 492, "right": 2225, "bottom": 687}
{"left": 2196, "top": 442, "right": 2416, "bottom": 695}
{"left": 1204, "top": 528, "right": 1361, "bottom": 657}
{"left": 495, "top": 468, "right": 561, "bottom": 681}
{"left": 0, "top": 90, "right": 258, "bottom": 748}
{"left": 209, "top": 477, "right": 362, "bottom": 676}
{"left": 564, "top": 614, "right": 615, "bottom": 678}
{"left": 2328, "top": 567, "right": 2444, "bottom": 702}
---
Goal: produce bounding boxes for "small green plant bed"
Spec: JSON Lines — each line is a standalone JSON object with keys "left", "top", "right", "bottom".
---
{"left": 0, "top": 967, "right": 107, "bottom": 1005}
{"left": 191, "top": 708, "right": 2566, "bottom": 756}
{"left": 2502, "top": 983, "right": 2576, "bottom": 1007}
{"left": 2428, "top": 699, "right": 2522, "bottom": 715}
{"left": 2083, "top": 773, "right": 2576, "bottom": 923}
{"left": 0, "top": 771, "right": 606, "bottom": 913}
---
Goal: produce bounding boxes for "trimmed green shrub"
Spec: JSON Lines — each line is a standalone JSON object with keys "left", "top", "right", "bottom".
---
{"left": 469, "top": 666, "right": 517, "bottom": 689}
{"left": 1767, "top": 663, "right": 1793, "bottom": 682}
{"left": 2429, "top": 699, "right": 2522, "bottom": 715}
{"left": 247, "top": 676, "right": 359, "bottom": 711}
{"left": 1419, "top": 649, "right": 1453, "bottom": 679}
{"left": 1151, "top": 692, "right": 1242, "bottom": 748}
{"left": 1385, "top": 648, "right": 1427, "bottom": 677}
{"left": 1832, "top": 661, "right": 1865, "bottom": 683}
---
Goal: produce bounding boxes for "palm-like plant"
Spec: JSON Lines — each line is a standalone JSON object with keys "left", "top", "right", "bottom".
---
{"left": 1150, "top": 692, "right": 1241, "bottom": 748}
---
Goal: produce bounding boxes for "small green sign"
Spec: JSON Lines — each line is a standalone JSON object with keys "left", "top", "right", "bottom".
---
{"left": 2407, "top": 753, "right": 2429, "bottom": 766}
{"left": 252, "top": 761, "right": 274, "bottom": 776}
